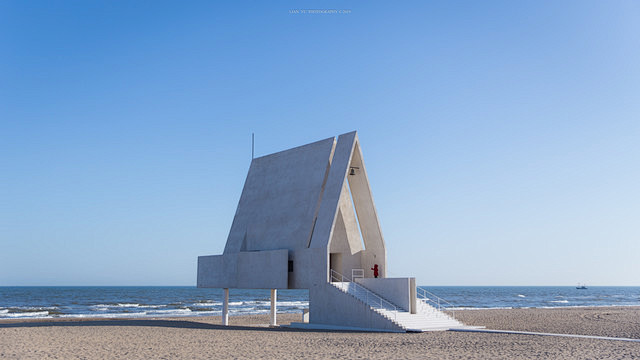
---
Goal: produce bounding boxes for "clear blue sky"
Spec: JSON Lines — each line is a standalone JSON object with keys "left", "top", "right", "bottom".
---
{"left": 1, "top": 1, "right": 639, "bottom": 286}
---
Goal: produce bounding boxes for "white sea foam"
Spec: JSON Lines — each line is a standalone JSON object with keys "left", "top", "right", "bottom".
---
{"left": 191, "top": 302, "right": 221, "bottom": 307}
{"left": 90, "top": 303, "right": 165, "bottom": 310}
{"left": 56, "top": 314, "right": 92, "bottom": 319}
{"left": 188, "top": 310, "right": 220, "bottom": 316}
{"left": 0, "top": 309, "right": 8, "bottom": 314}
{"left": 550, "top": 300, "right": 569, "bottom": 303}
{"left": 89, "top": 303, "right": 143, "bottom": 308}
{"left": 277, "top": 301, "right": 309, "bottom": 307}
{"left": 93, "top": 312, "right": 148, "bottom": 318}
{"left": 0, "top": 311, "right": 50, "bottom": 318}
{"left": 229, "top": 308, "right": 268, "bottom": 315}
{"left": 147, "top": 308, "right": 192, "bottom": 315}
{"left": 517, "top": 294, "right": 526, "bottom": 298}
{"left": 56, "top": 311, "right": 212, "bottom": 319}
{"left": 57, "top": 313, "right": 137, "bottom": 319}
{"left": 234, "top": 300, "right": 308, "bottom": 307}
{"left": 0, "top": 306, "right": 308, "bottom": 320}
{"left": 237, "top": 300, "right": 269, "bottom": 306}
{"left": 14, "top": 306, "right": 58, "bottom": 311}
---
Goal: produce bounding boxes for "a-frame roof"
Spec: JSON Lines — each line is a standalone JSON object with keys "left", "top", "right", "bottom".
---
{"left": 223, "top": 131, "right": 385, "bottom": 259}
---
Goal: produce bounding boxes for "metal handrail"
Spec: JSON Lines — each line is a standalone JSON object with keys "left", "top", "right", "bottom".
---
{"left": 330, "top": 269, "right": 398, "bottom": 325}
{"left": 416, "top": 287, "right": 457, "bottom": 320}
{"left": 351, "top": 268, "right": 364, "bottom": 279}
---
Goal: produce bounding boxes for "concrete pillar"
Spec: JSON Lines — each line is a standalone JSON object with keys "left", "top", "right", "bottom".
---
{"left": 270, "top": 289, "right": 277, "bottom": 326}
{"left": 409, "top": 278, "right": 417, "bottom": 314}
{"left": 222, "top": 288, "right": 229, "bottom": 326}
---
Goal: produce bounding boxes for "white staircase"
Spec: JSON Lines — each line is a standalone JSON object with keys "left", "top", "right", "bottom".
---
{"left": 330, "top": 278, "right": 469, "bottom": 332}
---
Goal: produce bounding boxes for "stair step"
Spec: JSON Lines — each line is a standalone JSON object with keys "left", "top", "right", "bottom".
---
{"left": 330, "top": 281, "right": 466, "bottom": 332}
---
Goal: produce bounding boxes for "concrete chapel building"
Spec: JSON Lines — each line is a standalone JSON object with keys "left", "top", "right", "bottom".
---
{"left": 198, "top": 131, "right": 472, "bottom": 332}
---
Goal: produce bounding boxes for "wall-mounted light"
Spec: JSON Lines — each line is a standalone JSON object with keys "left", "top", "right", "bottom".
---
{"left": 349, "top": 166, "right": 359, "bottom": 175}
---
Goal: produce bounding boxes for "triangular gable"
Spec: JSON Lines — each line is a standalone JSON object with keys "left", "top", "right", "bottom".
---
{"left": 309, "top": 132, "right": 386, "bottom": 277}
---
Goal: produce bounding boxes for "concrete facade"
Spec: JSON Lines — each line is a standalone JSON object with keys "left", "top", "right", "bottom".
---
{"left": 197, "top": 249, "right": 288, "bottom": 289}
{"left": 223, "top": 137, "right": 335, "bottom": 255}
{"left": 308, "top": 282, "right": 404, "bottom": 332}
{"left": 355, "top": 278, "right": 415, "bottom": 313}
{"left": 197, "top": 131, "right": 459, "bottom": 332}
{"left": 197, "top": 131, "right": 387, "bottom": 290}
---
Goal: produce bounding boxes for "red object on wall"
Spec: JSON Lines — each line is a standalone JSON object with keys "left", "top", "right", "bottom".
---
{"left": 371, "top": 264, "right": 379, "bottom": 278}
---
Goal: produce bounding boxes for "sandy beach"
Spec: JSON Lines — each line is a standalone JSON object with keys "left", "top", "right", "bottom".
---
{"left": 1, "top": 307, "right": 639, "bottom": 359}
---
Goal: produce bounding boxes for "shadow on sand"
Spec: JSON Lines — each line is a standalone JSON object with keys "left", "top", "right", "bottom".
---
{"left": 0, "top": 319, "right": 360, "bottom": 333}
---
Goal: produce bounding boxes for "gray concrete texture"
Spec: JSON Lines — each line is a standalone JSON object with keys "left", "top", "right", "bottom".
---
{"left": 197, "top": 131, "right": 387, "bottom": 290}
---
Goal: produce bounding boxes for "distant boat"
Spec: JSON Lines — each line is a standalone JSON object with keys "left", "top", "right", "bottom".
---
{"left": 576, "top": 284, "right": 588, "bottom": 289}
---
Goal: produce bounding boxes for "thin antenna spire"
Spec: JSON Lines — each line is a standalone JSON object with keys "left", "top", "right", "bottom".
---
{"left": 251, "top": 133, "right": 255, "bottom": 160}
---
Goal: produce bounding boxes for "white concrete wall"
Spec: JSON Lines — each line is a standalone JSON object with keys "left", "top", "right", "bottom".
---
{"left": 288, "top": 248, "right": 326, "bottom": 289}
{"left": 310, "top": 132, "right": 386, "bottom": 282}
{"left": 347, "top": 141, "right": 386, "bottom": 277}
{"left": 197, "top": 254, "right": 237, "bottom": 288}
{"left": 237, "top": 250, "right": 288, "bottom": 289}
{"left": 360, "top": 249, "right": 384, "bottom": 279}
{"left": 309, "top": 282, "right": 404, "bottom": 332}
{"left": 355, "top": 277, "right": 415, "bottom": 312}
{"left": 329, "top": 207, "right": 364, "bottom": 279}
{"left": 224, "top": 137, "right": 335, "bottom": 254}
{"left": 197, "top": 249, "right": 289, "bottom": 289}
{"left": 309, "top": 132, "right": 356, "bottom": 251}
{"left": 337, "top": 181, "right": 365, "bottom": 254}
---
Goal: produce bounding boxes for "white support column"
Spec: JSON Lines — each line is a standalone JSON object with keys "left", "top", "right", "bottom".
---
{"left": 270, "top": 289, "right": 277, "bottom": 326}
{"left": 222, "top": 288, "right": 229, "bottom": 326}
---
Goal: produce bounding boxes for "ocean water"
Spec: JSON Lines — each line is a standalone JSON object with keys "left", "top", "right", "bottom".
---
{"left": 422, "top": 286, "right": 640, "bottom": 310}
{"left": 1, "top": 286, "right": 638, "bottom": 320}
{"left": 0, "top": 287, "right": 307, "bottom": 320}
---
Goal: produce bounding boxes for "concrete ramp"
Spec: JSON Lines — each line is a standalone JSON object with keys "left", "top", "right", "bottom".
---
{"left": 307, "top": 282, "right": 405, "bottom": 332}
